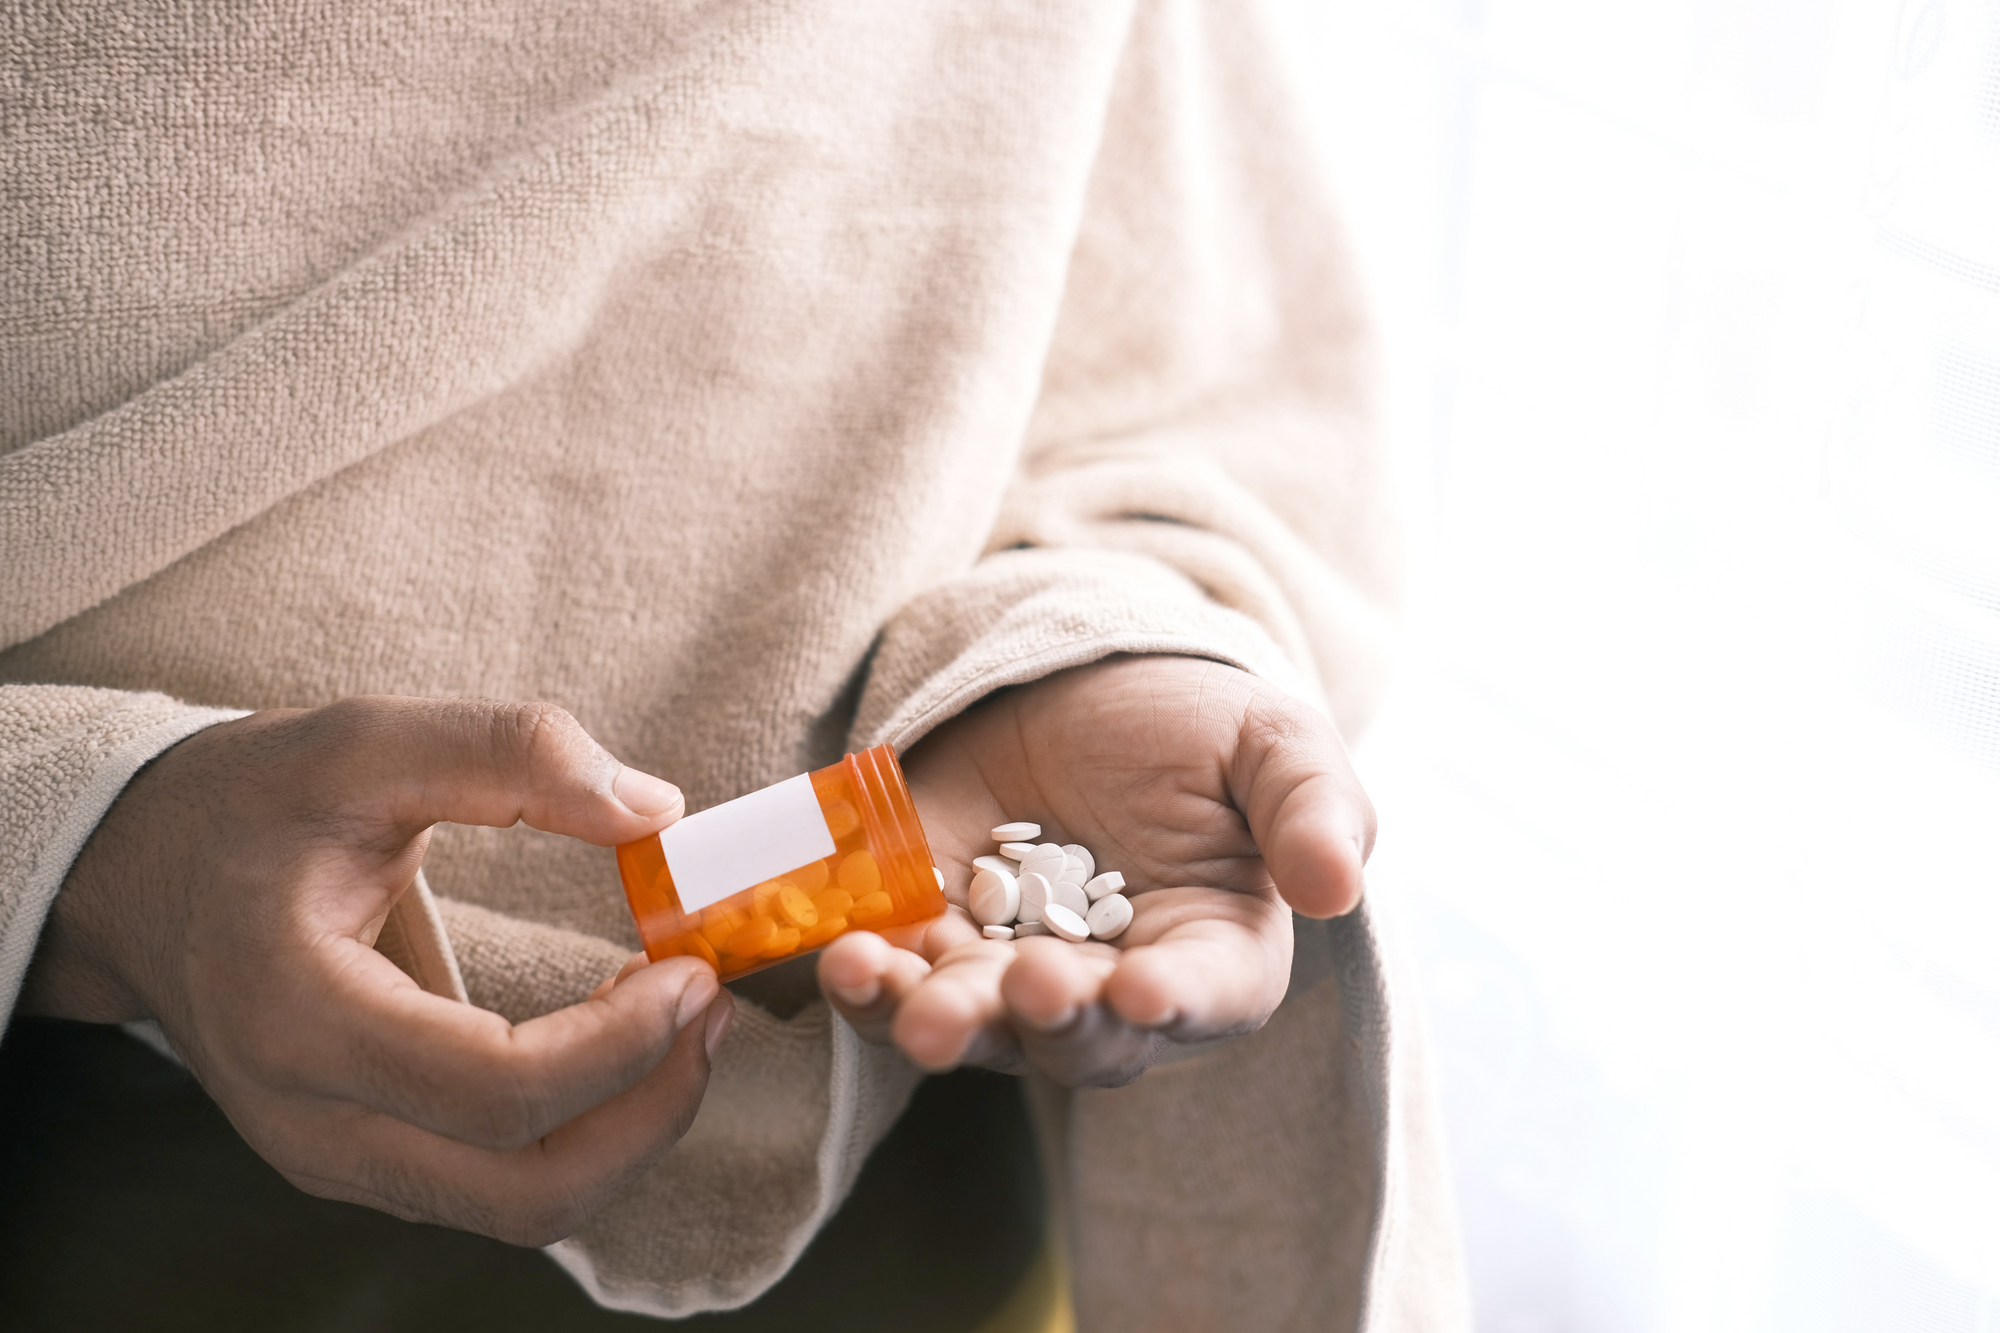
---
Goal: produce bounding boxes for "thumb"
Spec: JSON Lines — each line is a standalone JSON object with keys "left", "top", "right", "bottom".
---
{"left": 1229, "top": 690, "right": 1375, "bottom": 919}
{"left": 306, "top": 696, "right": 682, "bottom": 846}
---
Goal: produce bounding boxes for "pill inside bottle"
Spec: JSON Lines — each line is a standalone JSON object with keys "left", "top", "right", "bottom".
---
{"left": 615, "top": 743, "right": 946, "bottom": 981}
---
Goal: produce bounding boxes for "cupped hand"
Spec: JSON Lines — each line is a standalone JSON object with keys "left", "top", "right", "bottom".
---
{"left": 817, "top": 655, "right": 1373, "bottom": 1088}
{"left": 22, "top": 697, "right": 732, "bottom": 1246}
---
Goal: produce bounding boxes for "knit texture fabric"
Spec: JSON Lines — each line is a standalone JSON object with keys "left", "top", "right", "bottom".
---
{"left": 0, "top": 0, "right": 1460, "bottom": 1325}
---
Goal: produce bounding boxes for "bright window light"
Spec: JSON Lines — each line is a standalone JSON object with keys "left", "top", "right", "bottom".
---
{"left": 1270, "top": 0, "right": 2000, "bottom": 1327}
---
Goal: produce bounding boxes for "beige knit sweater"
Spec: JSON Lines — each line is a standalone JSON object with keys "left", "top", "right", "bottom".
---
{"left": 0, "top": 0, "right": 1464, "bottom": 1326}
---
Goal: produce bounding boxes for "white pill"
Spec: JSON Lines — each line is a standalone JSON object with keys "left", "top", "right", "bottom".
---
{"left": 1016, "top": 870, "right": 1051, "bottom": 924}
{"left": 1083, "top": 871, "right": 1126, "bottom": 902}
{"left": 1019, "top": 844, "right": 1068, "bottom": 882}
{"left": 1043, "top": 902, "right": 1089, "bottom": 943}
{"left": 1049, "top": 878, "right": 1089, "bottom": 920}
{"left": 1061, "top": 844, "right": 1095, "bottom": 881}
{"left": 1056, "top": 854, "right": 1090, "bottom": 889}
{"left": 934, "top": 866, "right": 945, "bottom": 887}
{"left": 991, "top": 822, "right": 1042, "bottom": 842}
{"left": 1086, "top": 892, "right": 1133, "bottom": 940}
{"left": 969, "top": 867, "right": 1020, "bottom": 927}
{"left": 1014, "top": 919, "right": 1051, "bottom": 937}
{"left": 998, "top": 842, "right": 1038, "bottom": 861}
{"left": 982, "top": 924, "right": 1016, "bottom": 941}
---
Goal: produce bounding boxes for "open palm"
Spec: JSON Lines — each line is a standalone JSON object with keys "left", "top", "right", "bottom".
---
{"left": 817, "top": 654, "right": 1374, "bottom": 1087}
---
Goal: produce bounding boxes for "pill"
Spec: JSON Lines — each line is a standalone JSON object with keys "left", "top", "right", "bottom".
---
{"left": 1086, "top": 892, "right": 1132, "bottom": 940}
{"left": 812, "top": 887, "right": 854, "bottom": 918}
{"left": 824, "top": 799, "right": 861, "bottom": 839}
{"left": 790, "top": 858, "right": 831, "bottom": 893}
{"left": 934, "top": 866, "right": 945, "bottom": 888}
{"left": 665, "top": 931, "right": 721, "bottom": 969}
{"left": 838, "top": 850, "right": 882, "bottom": 896}
{"left": 701, "top": 912, "right": 744, "bottom": 950}
{"left": 725, "top": 916, "right": 778, "bottom": 955}
{"left": 850, "top": 890, "right": 894, "bottom": 924}
{"left": 1049, "top": 878, "right": 1088, "bottom": 920}
{"left": 998, "top": 842, "right": 1039, "bottom": 861}
{"left": 969, "top": 866, "right": 1021, "bottom": 927}
{"left": 1055, "top": 854, "right": 1090, "bottom": 889}
{"left": 982, "top": 924, "right": 1016, "bottom": 941}
{"left": 1062, "top": 844, "right": 1095, "bottom": 881}
{"left": 991, "top": 822, "right": 1041, "bottom": 842}
{"left": 1016, "top": 870, "right": 1052, "bottom": 924}
{"left": 1019, "top": 844, "right": 1067, "bottom": 882}
{"left": 1014, "top": 919, "right": 1050, "bottom": 937}
{"left": 973, "top": 854, "right": 1015, "bottom": 876}
{"left": 799, "top": 917, "right": 847, "bottom": 949}
{"left": 761, "top": 924, "right": 803, "bottom": 957}
{"left": 1083, "top": 871, "right": 1125, "bottom": 902}
{"left": 774, "top": 884, "right": 819, "bottom": 929}
{"left": 1042, "top": 902, "right": 1089, "bottom": 943}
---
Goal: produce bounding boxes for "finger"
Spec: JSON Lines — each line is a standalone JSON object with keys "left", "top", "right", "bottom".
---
{"left": 256, "top": 944, "right": 719, "bottom": 1150}
{"left": 818, "top": 931, "right": 933, "bottom": 1044}
{"left": 300, "top": 696, "right": 682, "bottom": 846}
{"left": 589, "top": 951, "right": 652, "bottom": 1002}
{"left": 1230, "top": 689, "right": 1376, "bottom": 918}
{"left": 889, "top": 941, "right": 1022, "bottom": 1071}
{"left": 1102, "top": 921, "right": 1290, "bottom": 1040}
{"left": 272, "top": 991, "right": 720, "bottom": 1246}
{"left": 1001, "top": 939, "right": 1161, "bottom": 1087}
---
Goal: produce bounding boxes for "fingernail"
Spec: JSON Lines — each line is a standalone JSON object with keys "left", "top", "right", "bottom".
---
{"left": 1020, "top": 1004, "right": 1078, "bottom": 1035}
{"left": 826, "top": 977, "right": 879, "bottom": 1009}
{"left": 675, "top": 973, "right": 719, "bottom": 1029}
{"left": 615, "top": 766, "right": 683, "bottom": 819}
{"left": 704, "top": 995, "right": 735, "bottom": 1058}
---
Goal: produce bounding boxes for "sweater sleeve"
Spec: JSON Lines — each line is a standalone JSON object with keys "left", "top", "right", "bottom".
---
{"left": 0, "top": 686, "right": 246, "bottom": 1029}
{"left": 851, "top": 0, "right": 1395, "bottom": 757}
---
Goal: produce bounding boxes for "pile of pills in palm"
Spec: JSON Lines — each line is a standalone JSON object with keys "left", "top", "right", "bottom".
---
{"left": 951, "top": 821, "right": 1134, "bottom": 944}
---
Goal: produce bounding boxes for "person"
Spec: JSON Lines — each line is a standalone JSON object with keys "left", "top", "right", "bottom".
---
{"left": 0, "top": 0, "right": 1466, "bottom": 1327}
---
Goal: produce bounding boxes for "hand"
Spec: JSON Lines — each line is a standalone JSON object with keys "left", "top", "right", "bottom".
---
{"left": 21, "top": 696, "right": 733, "bottom": 1246}
{"left": 817, "top": 655, "right": 1373, "bottom": 1087}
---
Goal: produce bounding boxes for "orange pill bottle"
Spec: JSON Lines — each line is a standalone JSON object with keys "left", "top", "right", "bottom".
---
{"left": 615, "top": 743, "right": 945, "bottom": 980}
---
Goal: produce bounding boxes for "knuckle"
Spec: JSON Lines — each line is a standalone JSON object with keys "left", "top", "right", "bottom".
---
{"left": 494, "top": 700, "right": 588, "bottom": 775}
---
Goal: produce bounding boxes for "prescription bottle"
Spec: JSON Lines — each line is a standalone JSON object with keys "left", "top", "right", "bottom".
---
{"left": 615, "top": 743, "right": 945, "bottom": 980}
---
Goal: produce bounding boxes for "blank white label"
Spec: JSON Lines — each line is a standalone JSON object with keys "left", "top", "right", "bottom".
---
{"left": 660, "top": 772, "right": 837, "bottom": 915}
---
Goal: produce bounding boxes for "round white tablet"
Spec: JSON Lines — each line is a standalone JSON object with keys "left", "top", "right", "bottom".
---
{"left": 982, "top": 924, "right": 1016, "bottom": 941}
{"left": 1055, "top": 854, "right": 1090, "bottom": 889}
{"left": 1061, "top": 844, "right": 1095, "bottom": 881}
{"left": 1083, "top": 871, "right": 1126, "bottom": 902}
{"left": 998, "top": 842, "right": 1038, "bottom": 861}
{"left": 1016, "top": 871, "right": 1052, "bottom": 924}
{"left": 969, "top": 867, "right": 1020, "bottom": 927}
{"left": 991, "top": 822, "right": 1042, "bottom": 842}
{"left": 1086, "top": 892, "right": 1133, "bottom": 941}
{"left": 1043, "top": 902, "right": 1089, "bottom": 943}
{"left": 1049, "top": 879, "right": 1088, "bottom": 920}
{"left": 1014, "top": 920, "right": 1051, "bottom": 937}
{"left": 972, "top": 855, "right": 1015, "bottom": 876}
{"left": 1019, "top": 843, "right": 1067, "bottom": 882}
{"left": 933, "top": 866, "right": 944, "bottom": 887}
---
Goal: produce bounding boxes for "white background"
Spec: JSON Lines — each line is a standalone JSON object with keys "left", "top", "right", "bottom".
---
{"left": 1267, "top": 1, "right": 2000, "bottom": 1328}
